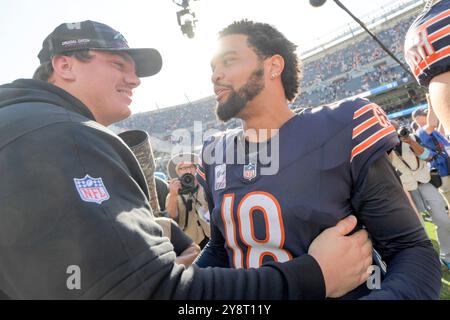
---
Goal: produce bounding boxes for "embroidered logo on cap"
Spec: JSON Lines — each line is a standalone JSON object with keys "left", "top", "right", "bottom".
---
{"left": 74, "top": 174, "right": 110, "bottom": 204}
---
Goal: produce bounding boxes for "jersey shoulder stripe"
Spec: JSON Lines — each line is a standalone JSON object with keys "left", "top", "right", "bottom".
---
{"left": 351, "top": 102, "right": 396, "bottom": 162}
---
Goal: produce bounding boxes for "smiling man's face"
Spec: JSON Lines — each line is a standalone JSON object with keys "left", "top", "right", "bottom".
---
{"left": 66, "top": 50, "right": 141, "bottom": 125}
{"left": 210, "top": 34, "right": 266, "bottom": 122}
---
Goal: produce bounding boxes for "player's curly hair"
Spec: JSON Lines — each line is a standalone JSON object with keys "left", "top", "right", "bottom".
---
{"left": 219, "top": 20, "right": 302, "bottom": 101}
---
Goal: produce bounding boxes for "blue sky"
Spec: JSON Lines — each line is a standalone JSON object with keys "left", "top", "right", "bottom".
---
{"left": 0, "top": 0, "right": 420, "bottom": 113}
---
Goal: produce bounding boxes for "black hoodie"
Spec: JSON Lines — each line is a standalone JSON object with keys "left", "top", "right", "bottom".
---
{"left": 0, "top": 79, "right": 325, "bottom": 299}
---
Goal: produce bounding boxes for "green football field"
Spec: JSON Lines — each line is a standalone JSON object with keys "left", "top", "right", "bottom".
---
{"left": 423, "top": 220, "right": 450, "bottom": 300}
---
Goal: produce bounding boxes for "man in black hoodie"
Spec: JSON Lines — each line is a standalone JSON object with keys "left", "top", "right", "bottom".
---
{"left": 0, "top": 20, "right": 374, "bottom": 299}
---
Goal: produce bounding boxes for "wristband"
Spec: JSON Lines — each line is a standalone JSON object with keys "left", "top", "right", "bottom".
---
{"left": 418, "top": 148, "right": 431, "bottom": 160}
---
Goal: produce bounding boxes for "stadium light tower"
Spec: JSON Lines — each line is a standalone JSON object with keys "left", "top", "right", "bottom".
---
{"left": 310, "top": 0, "right": 414, "bottom": 77}
{"left": 173, "top": 0, "right": 199, "bottom": 39}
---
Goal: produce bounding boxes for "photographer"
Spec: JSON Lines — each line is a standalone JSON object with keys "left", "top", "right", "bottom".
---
{"left": 166, "top": 153, "right": 210, "bottom": 248}
{"left": 390, "top": 121, "right": 450, "bottom": 269}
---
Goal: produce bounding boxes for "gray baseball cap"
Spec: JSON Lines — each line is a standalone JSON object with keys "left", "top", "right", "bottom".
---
{"left": 38, "top": 20, "right": 162, "bottom": 77}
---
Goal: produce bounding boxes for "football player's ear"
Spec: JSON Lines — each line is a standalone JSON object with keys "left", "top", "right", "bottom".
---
{"left": 267, "top": 54, "right": 284, "bottom": 80}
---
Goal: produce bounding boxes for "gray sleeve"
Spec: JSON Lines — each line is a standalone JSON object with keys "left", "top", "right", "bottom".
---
{"left": 169, "top": 220, "right": 194, "bottom": 255}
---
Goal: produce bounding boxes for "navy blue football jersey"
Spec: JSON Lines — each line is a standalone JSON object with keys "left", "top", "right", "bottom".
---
{"left": 196, "top": 99, "right": 397, "bottom": 269}
{"left": 405, "top": 0, "right": 450, "bottom": 86}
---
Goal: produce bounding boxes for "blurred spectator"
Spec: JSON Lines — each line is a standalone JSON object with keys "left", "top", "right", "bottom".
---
{"left": 413, "top": 106, "right": 450, "bottom": 208}
{"left": 389, "top": 120, "right": 450, "bottom": 268}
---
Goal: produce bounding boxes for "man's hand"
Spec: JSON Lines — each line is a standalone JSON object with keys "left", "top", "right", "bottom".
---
{"left": 400, "top": 135, "right": 413, "bottom": 144}
{"left": 308, "top": 215, "right": 373, "bottom": 298}
{"left": 169, "top": 179, "right": 182, "bottom": 195}
{"left": 401, "top": 135, "right": 430, "bottom": 159}
{"left": 175, "top": 243, "right": 201, "bottom": 267}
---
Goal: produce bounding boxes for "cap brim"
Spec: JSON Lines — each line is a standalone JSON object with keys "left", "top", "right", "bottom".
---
{"left": 100, "top": 48, "right": 162, "bottom": 77}
{"left": 127, "top": 48, "right": 162, "bottom": 77}
{"left": 167, "top": 153, "right": 200, "bottom": 179}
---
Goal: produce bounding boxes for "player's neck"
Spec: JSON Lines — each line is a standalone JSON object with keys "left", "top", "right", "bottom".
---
{"left": 241, "top": 98, "right": 295, "bottom": 142}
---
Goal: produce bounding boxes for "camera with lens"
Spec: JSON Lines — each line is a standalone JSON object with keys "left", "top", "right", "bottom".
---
{"left": 179, "top": 173, "right": 197, "bottom": 194}
{"left": 397, "top": 126, "right": 411, "bottom": 138}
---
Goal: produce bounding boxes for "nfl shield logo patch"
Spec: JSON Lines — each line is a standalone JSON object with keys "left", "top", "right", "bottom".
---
{"left": 243, "top": 163, "right": 257, "bottom": 181}
{"left": 74, "top": 174, "right": 110, "bottom": 204}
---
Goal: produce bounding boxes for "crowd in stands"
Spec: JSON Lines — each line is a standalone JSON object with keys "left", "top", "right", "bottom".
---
{"left": 294, "top": 15, "right": 415, "bottom": 108}
{"left": 301, "top": 15, "right": 413, "bottom": 88}
{"left": 293, "top": 65, "right": 411, "bottom": 108}
{"left": 118, "top": 98, "right": 215, "bottom": 135}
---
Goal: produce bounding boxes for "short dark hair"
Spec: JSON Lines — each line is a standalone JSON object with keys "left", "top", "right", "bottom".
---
{"left": 219, "top": 20, "right": 302, "bottom": 101}
{"left": 32, "top": 50, "right": 93, "bottom": 81}
{"left": 411, "top": 108, "right": 428, "bottom": 119}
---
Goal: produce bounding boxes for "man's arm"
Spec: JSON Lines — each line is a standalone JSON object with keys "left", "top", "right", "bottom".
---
{"left": 176, "top": 243, "right": 201, "bottom": 267}
{"left": 168, "top": 218, "right": 201, "bottom": 267}
{"left": 154, "top": 217, "right": 200, "bottom": 267}
{"left": 429, "top": 71, "right": 450, "bottom": 134}
{"left": 194, "top": 222, "right": 230, "bottom": 268}
{"left": 351, "top": 154, "right": 441, "bottom": 299}
{"left": 400, "top": 136, "right": 434, "bottom": 161}
{"left": 424, "top": 93, "right": 440, "bottom": 134}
